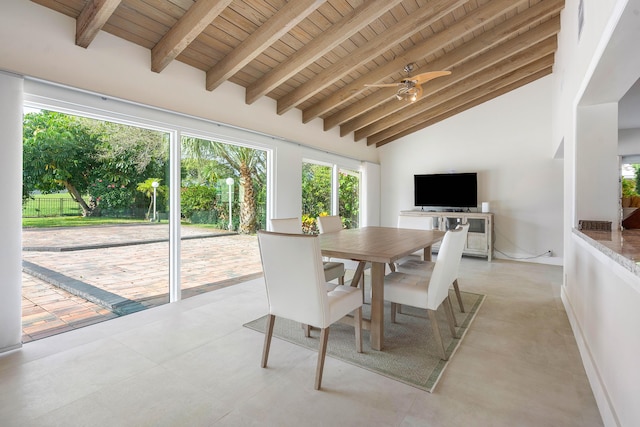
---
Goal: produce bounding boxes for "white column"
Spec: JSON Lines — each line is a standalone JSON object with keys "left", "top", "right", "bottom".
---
{"left": 575, "top": 103, "right": 620, "bottom": 228}
{"left": 0, "top": 72, "right": 24, "bottom": 353}
{"left": 361, "top": 161, "right": 381, "bottom": 226}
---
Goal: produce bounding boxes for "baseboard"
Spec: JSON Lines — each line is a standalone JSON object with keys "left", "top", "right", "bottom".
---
{"left": 561, "top": 286, "right": 619, "bottom": 427}
{"left": 0, "top": 342, "right": 22, "bottom": 355}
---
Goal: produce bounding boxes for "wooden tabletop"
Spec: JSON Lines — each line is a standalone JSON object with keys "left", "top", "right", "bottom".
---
{"left": 318, "top": 226, "right": 445, "bottom": 264}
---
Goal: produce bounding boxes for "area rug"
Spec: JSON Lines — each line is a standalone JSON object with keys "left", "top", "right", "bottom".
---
{"left": 243, "top": 290, "right": 485, "bottom": 392}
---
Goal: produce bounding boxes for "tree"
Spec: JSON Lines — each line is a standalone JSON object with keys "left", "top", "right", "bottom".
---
{"left": 85, "top": 119, "right": 168, "bottom": 212}
{"left": 23, "top": 110, "right": 102, "bottom": 216}
{"left": 24, "top": 110, "right": 169, "bottom": 218}
{"left": 182, "top": 137, "right": 266, "bottom": 234}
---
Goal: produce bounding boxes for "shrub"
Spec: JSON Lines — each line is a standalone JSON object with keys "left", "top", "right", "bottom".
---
{"left": 181, "top": 186, "right": 218, "bottom": 220}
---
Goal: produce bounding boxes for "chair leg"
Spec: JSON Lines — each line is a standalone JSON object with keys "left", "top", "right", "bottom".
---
{"left": 315, "top": 327, "right": 330, "bottom": 390}
{"left": 444, "top": 296, "right": 458, "bottom": 338}
{"left": 354, "top": 307, "right": 362, "bottom": 353}
{"left": 261, "top": 314, "right": 275, "bottom": 368}
{"left": 302, "top": 323, "right": 311, "bottom": 337}
{"left": 453, "top": 279, "right": 465, "bottom": 313}
{"left": 390, "top": 302, "right": 397, "bottom": 323}
{"left": 428, "top": 309, "right": 448, "bottom": 361}
{"left": 339, "top": 275, "right": 345, "bottom": 286}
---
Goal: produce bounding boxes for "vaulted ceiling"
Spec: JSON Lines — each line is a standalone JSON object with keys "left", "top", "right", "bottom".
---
{"left": 31, "top": 0, "right": 564, "bottom": 147}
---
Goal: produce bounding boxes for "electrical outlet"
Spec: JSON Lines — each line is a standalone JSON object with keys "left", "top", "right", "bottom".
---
{"left": 547, "top": 250, "right": 553, "bottom": 257}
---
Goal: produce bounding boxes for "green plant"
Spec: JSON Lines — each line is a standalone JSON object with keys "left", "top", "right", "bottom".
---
{"left": 180, "top": 186, "right": 218, "bottom": 220}
{"left": 622, "top": 177, "right": 636, "bottom": 197}
{"left": 89, "top": 178, "right": 135, "bottom": 210}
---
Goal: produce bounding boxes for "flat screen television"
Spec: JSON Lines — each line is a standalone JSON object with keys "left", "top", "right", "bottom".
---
{"left": 414, "top": 172, "right": 477, "bottom": 209}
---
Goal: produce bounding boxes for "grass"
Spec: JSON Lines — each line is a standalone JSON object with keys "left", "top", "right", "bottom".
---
{"left": 22, "top": 217, "right": 147, "bottom": 228}
{"left": 23, "top": 193, "right": 83, "bottom": 217}
{"left": 22, "top": 216, "right": 231, "bottom": 229}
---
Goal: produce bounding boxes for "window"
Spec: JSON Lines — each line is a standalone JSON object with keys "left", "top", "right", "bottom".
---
{"left": 22, "top": 109, "right": 171, "bottom": 341}
{"left": 301, "top": 160, "right": 360, "bottom": 233}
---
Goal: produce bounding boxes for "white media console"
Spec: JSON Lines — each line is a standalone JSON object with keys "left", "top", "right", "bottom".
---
{"left": 400, "top": 210, "right": 494, "bottom": 261}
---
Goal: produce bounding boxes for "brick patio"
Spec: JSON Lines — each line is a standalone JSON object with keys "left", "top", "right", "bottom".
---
{"left": 21, "top": 224, "right": 263, "bottom": 342}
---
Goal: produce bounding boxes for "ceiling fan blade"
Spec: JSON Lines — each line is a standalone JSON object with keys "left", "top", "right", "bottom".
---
{"left": 411, "top": 70, "right": 451, "bottom": 84}
{"left": 364, "top": 83, "right": 401, "bottom": 88}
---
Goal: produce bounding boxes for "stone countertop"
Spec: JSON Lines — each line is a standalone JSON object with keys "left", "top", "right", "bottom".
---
{"left": 573, "top": 228, "right": 640, "bottom": 276}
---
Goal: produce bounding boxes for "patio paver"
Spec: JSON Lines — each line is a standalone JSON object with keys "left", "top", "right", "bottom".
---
{"left": 21, "top": 224, "right": 263, "bottom": 342}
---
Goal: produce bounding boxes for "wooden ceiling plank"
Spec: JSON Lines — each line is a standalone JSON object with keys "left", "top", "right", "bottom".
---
{"left": 354, "top": 35, "right": 557, "bottom": 140}
{"left": 276, "top": 0, "right": 468, "bottom": 116}
{"left": 303, "top": 0, "right": 533, "bottom": 124}
{"left": 348, "top": 18, "right": 560, "bottom": 139}
{"left": 206, "top": 0, "right": 326, "bottom": 91}
{"left": 76, "top": 0, "right": 122, "bottom": 48}
{"left": 375, "top": 67, "right": 552, "bottom": 147}
{"left": 336, "top": 1, "right": 559, "bottom": 135}
{"left": 365, "top": 53, "right": 555, "bottom": 145}
{"left": 245, "top": 0, "right": 405, "bottom": 105}
{"left": 151, "top": 0, "right": 234, "bottom": 73}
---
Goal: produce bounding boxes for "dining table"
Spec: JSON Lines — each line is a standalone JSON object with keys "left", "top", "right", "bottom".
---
{"left": 318, "top": 226, "right": 445, "bottom": 351}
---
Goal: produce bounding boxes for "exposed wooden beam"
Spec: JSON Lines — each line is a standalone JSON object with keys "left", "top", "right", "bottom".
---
{"left": 206, "top": 0, "right": 326, "bottom": 91}
{"left": 244, "top": 0, "right": 405, "bottom": 105}
{"left": 366, "top": 53, "right": 556, "bottom": 145}
{"left": 151, "top": 0, "right": 233, "bottom": 73}
{"left": 76, "top": 0, "right": 121, "bottom": 48}
{"left": 325, "top": 0, "right": 564, "bottom": 133}
{"left": 302, "top": 0, "right": 540, "bottom": 124}
{"left": 375, "top": 67, "right": 553, "bottom": 147}
{"left": 350, "top": 18, "right": 560, "bottom": 140}
{"left": 275, "top": 0, "right": 468, "bottom": 116}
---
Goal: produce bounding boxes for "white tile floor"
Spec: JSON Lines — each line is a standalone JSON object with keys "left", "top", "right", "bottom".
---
{"left": 0, "top": 258, "right": 603, "bottom": 426}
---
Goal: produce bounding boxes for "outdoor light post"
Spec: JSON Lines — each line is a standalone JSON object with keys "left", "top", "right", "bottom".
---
{"left": 151, "top": 181, "right": 159, "bottom": 222}
{"left": 226, "top": 177, "right": 234, "bottom": 231}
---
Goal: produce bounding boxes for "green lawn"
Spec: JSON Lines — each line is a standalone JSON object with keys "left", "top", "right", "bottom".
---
{"left": 23, "top": 193, "right": 83, "bottom": 218}
{"left": 22, "top": 216, "right": 147, "bottom": 228}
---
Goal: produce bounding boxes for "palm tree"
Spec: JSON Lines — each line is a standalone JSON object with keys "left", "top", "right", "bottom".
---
{"left": 182, "top": 137, "right": 265, "bottom": 234}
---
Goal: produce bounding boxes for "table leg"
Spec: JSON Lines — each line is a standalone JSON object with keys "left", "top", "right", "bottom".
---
{"left": 349, "top": 261, "right": 367, "bottom": 289}
{"left": 370, "top": 262, "right": 385, "bottom": 351}
{"left": 423, "top": 245, "right": 433, "bottom": 262}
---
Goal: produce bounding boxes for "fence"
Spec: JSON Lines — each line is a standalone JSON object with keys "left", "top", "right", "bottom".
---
{"left": 23, "top": 197, "right": 267, "bottom": 226}
{"left": 23, "top": 198, "right": 82, "bottom": 217}
{"left": 23, "top": 198, "right": 148, "bottom": 219}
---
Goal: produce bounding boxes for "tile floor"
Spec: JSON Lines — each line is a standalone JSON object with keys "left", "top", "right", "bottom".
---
{"left": 1, "top": 257, "right": 603, "bottom": 426}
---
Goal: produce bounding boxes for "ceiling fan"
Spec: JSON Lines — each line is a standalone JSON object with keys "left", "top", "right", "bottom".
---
{"left": 365, "top": 64, "right": 451, "bottom": 103}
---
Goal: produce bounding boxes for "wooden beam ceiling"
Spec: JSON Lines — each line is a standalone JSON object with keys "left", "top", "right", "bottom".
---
{"left": 31, "top": 0, "right": 565, "bottom": 148}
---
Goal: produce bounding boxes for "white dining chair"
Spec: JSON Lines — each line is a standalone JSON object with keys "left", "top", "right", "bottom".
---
{"left": 316, "top": 215, "right": 369, "bottom": 298}
{"left": 270, "top": 217, "right": 345, "bottom": 285}
{"left": 316, "top": 215, "right": 343, "bottom": 234}
{"left": 383, "top": 225, "right": 468, "bottom": 360}
{"left": 396, "top": 214, "right": 435, "bottom": 263}
{"left": 396, "top": 219, "right": 469, "bottom": 314}
{"left": 257, "top": 230, "right": 363, "bottom": 390}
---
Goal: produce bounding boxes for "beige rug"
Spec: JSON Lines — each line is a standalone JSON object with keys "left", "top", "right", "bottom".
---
{"left": 244, "top": 290, "right": 484, "bottom": 392}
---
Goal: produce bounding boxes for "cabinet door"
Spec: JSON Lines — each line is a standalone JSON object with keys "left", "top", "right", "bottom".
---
{"left": 466, "top": 232, "right": 488, "bottom": 250}
{"left": 465, "top": 218, "right": 488, "bottom": 251}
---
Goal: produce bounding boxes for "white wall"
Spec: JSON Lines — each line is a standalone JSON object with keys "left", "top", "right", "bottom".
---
{"left": 378, "top": 76, "right": 563, "bottom": 264}
{"left": 0, "top": 0, "right": 378, "bottom": 165}
{"left": 555, "top": 0, "right": 640, "bottom": 425}
{"left": 618, "top": 128, "right": 640, "bottom": 158}
{"left": 0, "top": 72, "right": 24, "bottom": 353}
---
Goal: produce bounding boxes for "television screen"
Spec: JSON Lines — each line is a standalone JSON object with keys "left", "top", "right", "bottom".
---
{"left": 414, "top": 173, "right": 477, "bottom": 208}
